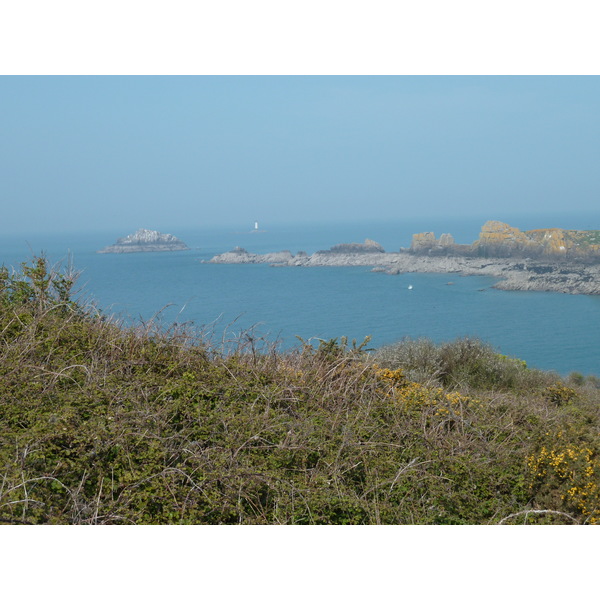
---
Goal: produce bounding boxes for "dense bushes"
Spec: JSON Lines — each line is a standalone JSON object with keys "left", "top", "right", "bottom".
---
{"left": 1, "top": 257, "right": 599, "bottom": 524}
{"left": 373, "top": 336, "right": 552, "bottom": 391}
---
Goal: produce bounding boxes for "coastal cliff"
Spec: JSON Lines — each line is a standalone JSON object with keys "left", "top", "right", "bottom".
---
{"left": 410, "top": 220, "right": 600, "bottom": 261}
{"left": 208, "top": 222, "right": 600, "bottom": 295}
{"left": 98, "top": 229, "right": 189, "bottom": 254}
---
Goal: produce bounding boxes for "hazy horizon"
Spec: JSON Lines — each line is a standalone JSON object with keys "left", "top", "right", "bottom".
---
{"left": 2, "top": 76, "right": 599, "bottom": 236}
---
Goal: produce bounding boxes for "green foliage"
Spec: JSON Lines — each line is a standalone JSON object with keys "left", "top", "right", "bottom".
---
{"left": 295, "top": 335, "right": 372, "bottom": 359}
{"left": 1, "top": 257, "right": 600, "bottom": 525}
{"left": 568, "top": 372, "right": 585, "bottom": 386}
{"left": 1, "top": 255, "right": 78, "bottom": 314}
{"left": 568, "top": 372, "right": 600, "bottom": 389}
{"left": 373, "top": 337, "right": 550, "bottom": 392}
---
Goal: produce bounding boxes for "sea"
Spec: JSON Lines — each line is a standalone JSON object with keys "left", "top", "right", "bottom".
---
{"left": 2, "top": 214, "right": 600, "bottom": 377}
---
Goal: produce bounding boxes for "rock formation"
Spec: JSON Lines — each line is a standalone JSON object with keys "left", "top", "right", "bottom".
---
{"left": 316, "top": 239, "right": 385, "bottom": 254}
{"left": 207, "top": 223, "right": 600, "bottom": 295}
{"left": 410, "top": 232, "right": 460, "bottom": 255}
{"left": 474, "top": 221, "right": 600, "bottom": 260}
{"left": 410, "top": 221, "right": 600, "bottom": 262}
{"left": 410, "top": 232, "right": 437, "bottom": 252}
{"left": 98, "top": 229, "right": 189, "bottom": 254}
{"left": 209, "top": 247, "right": 294, "bottom": 264}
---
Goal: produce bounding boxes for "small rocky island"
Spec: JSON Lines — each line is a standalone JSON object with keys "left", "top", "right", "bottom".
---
{"left": 98, "top": 229, "right": 189, "bottom": 254}
{"left": 208, "top": 222, "right": 600, "bottom": 295}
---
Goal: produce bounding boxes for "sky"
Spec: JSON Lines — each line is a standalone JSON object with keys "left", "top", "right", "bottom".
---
{"left": 1, "top": 75, "right": 600, "bottom": 235}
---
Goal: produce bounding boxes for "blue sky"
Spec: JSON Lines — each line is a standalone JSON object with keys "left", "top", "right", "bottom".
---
{"left": 2, "top": 76, "right": 600, "bottom": 234}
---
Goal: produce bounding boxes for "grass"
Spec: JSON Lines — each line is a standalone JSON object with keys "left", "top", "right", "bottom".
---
{"left": 1, "top": 256, "right": 599, "bottom": 524}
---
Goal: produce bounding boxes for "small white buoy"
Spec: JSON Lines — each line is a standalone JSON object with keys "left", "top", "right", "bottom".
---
{"left": 408, "top": 285, "right": 413, "bottom": 290}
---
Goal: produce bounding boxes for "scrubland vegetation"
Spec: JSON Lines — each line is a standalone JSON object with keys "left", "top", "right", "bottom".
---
{"left": 1, "top": 257, "right": 600, "bottom": 524}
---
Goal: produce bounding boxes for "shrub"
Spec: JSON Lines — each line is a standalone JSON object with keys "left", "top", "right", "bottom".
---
{"left": 0, "top": 255, "right": 78, "bottom": 311}
{"left": 372, "top": 337, "right": 550, "bottom": 392}
{"left": 568, "top": 372, "right": 585, "bottom": 386}
{"left": 1, "top": 257, "right": 599, "bottom": 525}
{"left": 543, "top": 383, "right": 578, "bottom": 406}
{"left": 528, "top": 438, "right": 600, "bottom": 523}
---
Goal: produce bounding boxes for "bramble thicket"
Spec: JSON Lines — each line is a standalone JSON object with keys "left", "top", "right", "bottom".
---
{"left": 1, "top": 257, "right": 599, "bottom": 524}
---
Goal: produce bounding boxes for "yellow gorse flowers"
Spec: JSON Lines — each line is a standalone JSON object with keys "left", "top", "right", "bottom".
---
{"left": 543, "top": 383, "right": 578, "bottom": 406}
{"left": 528, "top": 440, "right": 599, "bottom": 524}
{"left": 374, "top": 366, "right": 476, "bottom": 416}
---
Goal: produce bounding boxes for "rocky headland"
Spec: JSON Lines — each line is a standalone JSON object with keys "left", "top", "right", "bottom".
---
{"left": 209, "top": 246, "right": 295, "bottom": 264}
{"left": 98, "top": 229, "right": 189, "bottom": 254}
{"left": 208, "top": 222, "right": 600, "bottom": 295}
{"left": 410, "top": 220, "right": 600, "bottom": 261}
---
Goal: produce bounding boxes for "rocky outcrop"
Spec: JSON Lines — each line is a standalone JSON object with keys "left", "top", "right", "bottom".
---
{"left": 316, "top": 239, "right": 385, "bottom": 254}
{"left": 209, "top": 247, "right": 294, "bottom": 264}
{"left": 472, "top": 221, "right": 571, "bottom": 258}
{"left": 410, "top": 232, "right": 437, "bottom": 252}
{"left": 208, "top": 240, "right": 600, "bottom": 295}
{"left": 409, "top": 220, "right": 600, "bottom": 261}
{"left": 208, "top": 239, "right": 386, "bottom": 266}
{"left": 472, "top": 221, "right": 531, "bottom": 257}
{"left": 98, "top": 229, "right": 189, "bottom": 253}
{"left": 410, "top": 232, "right": 462, "bottom": 255}
{"left": 383, "top": 256, "right": 600, "bottom": 295}
{"left": 491, "top": 262, "right": 600, "bottom": 294}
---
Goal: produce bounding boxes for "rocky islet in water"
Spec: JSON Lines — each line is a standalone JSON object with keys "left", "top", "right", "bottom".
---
{"left": 98, "top": 229, "right": 189, "bottom": 254}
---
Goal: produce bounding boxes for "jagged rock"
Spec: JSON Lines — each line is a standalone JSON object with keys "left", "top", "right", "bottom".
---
{"left": 439, "top": 233, "right": 455, "bottom": 246}
{"left": 474, "top": 221, "right": 600, "bottom": 260}
{"left": 411, "top": 232, "right": 459, "bottom": 255}
{"left": 409, "top": 221, "right": 600, "bottom": 261}
{"left": 473, "top": 221, "right": 533, "bottom": 257}
{"left": 98, "top": 229, "right": 189, "bottom": 254}
{"left": 410, "top": 232, "right": 437, "bottom": 252}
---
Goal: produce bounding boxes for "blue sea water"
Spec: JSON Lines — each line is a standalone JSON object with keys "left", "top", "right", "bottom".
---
{"left": 2, "top": 215, "right": 600, "bottom": 376}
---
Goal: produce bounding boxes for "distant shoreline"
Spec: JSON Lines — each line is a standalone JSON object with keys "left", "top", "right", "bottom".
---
{"left": 207, "top": 248, "right": 600, "bottom": 295}
{"left": 208, "top": 220, "right": 600, "bottom": 295}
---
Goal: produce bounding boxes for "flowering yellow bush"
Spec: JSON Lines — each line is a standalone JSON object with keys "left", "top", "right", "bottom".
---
{"left": 543, "top": 383, "right": 578, "bottom": 406}
{"left": 373, "top": 367, "right": 405, "bottom": 384}
{"left": 374, "top": 367, "right": 477, "bottom": 417}
{"left": 527, "top": 439, "right": 600, "bottom": 523}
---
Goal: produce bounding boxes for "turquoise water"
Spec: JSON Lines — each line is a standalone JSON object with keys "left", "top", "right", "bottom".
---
{"left": 2, "top": 216, "right": 600, "bottom": 376}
